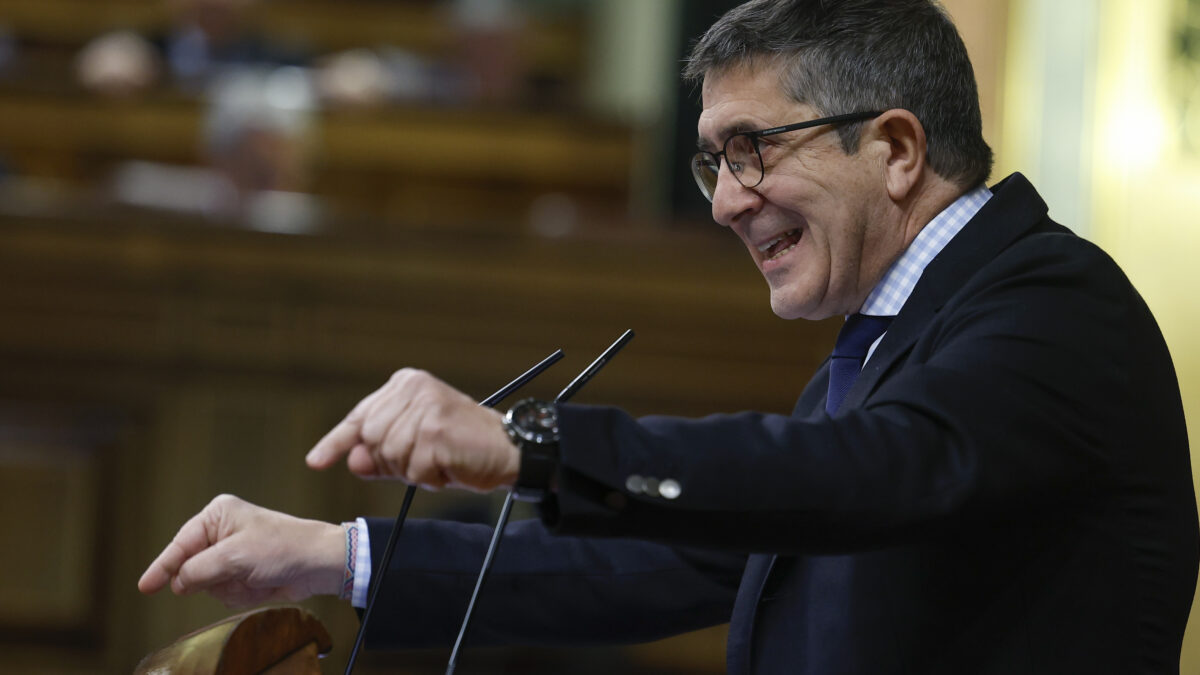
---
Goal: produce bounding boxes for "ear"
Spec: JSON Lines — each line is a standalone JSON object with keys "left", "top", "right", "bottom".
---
{"left": 871, "top": 109, "right": 927, "bottom": 202}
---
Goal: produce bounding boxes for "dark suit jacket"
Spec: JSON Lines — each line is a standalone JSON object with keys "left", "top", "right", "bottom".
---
{"left": 364, "top": 174, "right": 1198, "bottom": 674}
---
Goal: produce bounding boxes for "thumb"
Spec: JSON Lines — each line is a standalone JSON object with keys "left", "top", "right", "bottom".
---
{"left": 172, "top": 538, "right": 244, "bottom": 595}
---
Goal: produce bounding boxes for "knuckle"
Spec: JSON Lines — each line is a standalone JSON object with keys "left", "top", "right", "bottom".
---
{"left": 378, "top": 430, "right": 405, "bottom": 458}
{"left": 390, "top": 367, "right": 428, "bottom": 386}
{"left": 434, "top": 444, "right": 459, "bottom": 472}
{"left": 359, "top": 414, "right": 385, "bottom": 443}
{"left": 211, "top": 493, "right": 237, "bottom": 509}
{"left": 418, "top": 415, "right": 449, "bottom": 444}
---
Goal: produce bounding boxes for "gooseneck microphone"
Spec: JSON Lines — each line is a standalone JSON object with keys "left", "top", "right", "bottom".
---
{"left": 344, "top": 349, "right": 565, "bottom": 675}
{"left": 445, "top": 329, "right": 635, "bottom": 675}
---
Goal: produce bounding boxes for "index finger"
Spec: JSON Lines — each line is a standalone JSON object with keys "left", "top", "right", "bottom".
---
{"left": 305, "top": 382, "right": 391, "bottom": 469}
{"left": 137, "top": 510, "right": 216, "bottom": 594}
{"left": 305, "top": 419, "right": 363, "bottom": 470}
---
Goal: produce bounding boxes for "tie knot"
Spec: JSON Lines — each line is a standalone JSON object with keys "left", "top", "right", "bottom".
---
{"left": 832, "top": 314, "right": 894, "bottom": 360}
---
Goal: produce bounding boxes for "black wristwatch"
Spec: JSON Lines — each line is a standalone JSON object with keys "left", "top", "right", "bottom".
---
{"left": 504, "top": 399, "right": 560, "bottom": 501}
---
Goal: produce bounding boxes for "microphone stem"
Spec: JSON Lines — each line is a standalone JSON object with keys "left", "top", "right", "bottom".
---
{"left": 344, "top": 349, "right": 564, "bottom": 675}
{"left": 445, "top": 491, "right": 515, "bottom": 675}
{"left": 445, "top": 330, "right": 634, "bottom": 674}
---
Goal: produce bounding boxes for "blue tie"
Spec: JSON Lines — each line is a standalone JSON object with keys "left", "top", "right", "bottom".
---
{"left": 826, "top": 314, "right": 894, "bottom": 414}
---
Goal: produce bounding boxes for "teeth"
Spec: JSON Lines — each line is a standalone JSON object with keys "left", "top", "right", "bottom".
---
{"left": 757, "top": 235, "right": 784, "bottom": 253}
{"left": 767, "top": 242, "right": 799, "bottom": 261}
{"left": 757, "top": 229, "right": 801, "bottom": 259}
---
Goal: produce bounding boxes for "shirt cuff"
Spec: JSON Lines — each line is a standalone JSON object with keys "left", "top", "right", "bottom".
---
{"left": 351, "top": 517, "right": 372, "bottom": 608}
{"left": 340, "top": 518, "right": 373, "bottom": 608}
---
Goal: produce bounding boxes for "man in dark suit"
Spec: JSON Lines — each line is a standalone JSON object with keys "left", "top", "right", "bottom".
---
{"left": 140, "top": 0, "right": 1199, "bottom": 672}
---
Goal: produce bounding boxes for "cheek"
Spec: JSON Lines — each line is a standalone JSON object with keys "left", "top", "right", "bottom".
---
{"left": 821, "top": 217, "right": 857, "bottom": 254}
{"left": 807, "top": 209, "right": 868, "bottom": 285}
{"left": 794, "top": 200, "right": 845, "bottom": 256}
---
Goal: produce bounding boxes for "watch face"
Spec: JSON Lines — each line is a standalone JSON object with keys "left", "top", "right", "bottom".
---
{"left": 509, "top": 400, "right": 558, "bottom": 445}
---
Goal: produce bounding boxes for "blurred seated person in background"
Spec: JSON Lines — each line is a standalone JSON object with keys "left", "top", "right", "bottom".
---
{"left": 110, "top": 67, "right": 322, "bottom": 233}
{"left": 76, "top": 0, "right": 306, "bottom": 97}
{"left": 75, "top": 0, "right": 535, "bottom": 108}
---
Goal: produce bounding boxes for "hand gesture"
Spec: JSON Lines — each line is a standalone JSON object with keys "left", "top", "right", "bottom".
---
{"left": 138, "top": 495, "right": 345, "bottom": 608}
{"left": 305, "top": 368, "right": 519, "bottom": 492}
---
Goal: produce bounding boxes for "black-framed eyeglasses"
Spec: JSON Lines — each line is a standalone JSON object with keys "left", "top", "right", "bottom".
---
{"left": 690, "top": 110, "right": 884, "bottom": 202}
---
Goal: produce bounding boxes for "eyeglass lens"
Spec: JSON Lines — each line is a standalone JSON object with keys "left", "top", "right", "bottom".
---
{"left": 690, "top": 133, "right": 763, "bottom": 202}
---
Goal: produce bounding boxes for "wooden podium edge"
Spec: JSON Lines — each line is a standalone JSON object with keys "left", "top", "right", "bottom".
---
{"left": 134, "top": 606, "right": 332, "bottom": 675}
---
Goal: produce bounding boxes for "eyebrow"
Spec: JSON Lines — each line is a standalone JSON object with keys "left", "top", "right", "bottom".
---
{"left": 696, "top": 121, "right": 759, "bottom": 152}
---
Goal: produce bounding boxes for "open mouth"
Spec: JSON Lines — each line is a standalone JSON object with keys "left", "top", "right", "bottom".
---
{"left": 758, "top": 229, "right": 803, "bottom": 261}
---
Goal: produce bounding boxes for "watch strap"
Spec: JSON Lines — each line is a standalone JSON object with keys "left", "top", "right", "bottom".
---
{"left": 513, "top": 447, "right": 557, "bottom": 502}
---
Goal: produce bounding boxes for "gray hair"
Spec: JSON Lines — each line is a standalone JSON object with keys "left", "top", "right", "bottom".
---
{"left": 684, "top": 0, "right": 993, "bottom": 188}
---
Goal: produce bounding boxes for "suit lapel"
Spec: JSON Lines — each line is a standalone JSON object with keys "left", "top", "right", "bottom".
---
{"left": 837, "top": 173, "right": 1051, "bottom": 412}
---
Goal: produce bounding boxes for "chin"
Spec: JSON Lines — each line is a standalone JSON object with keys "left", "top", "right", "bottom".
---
{"left": 768, "top": 289, "right": 844, "bottom": 319}
{"left": 769, "top": 292, "right": 822, "bottom": 321}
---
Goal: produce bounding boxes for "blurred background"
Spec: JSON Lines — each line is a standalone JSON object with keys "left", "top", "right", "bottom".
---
{"left": 0, "top": 0, "right": 1196, "bottom": 672}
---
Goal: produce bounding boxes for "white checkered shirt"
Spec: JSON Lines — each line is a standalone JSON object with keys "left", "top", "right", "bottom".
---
{"left": 861, "top": 184, "right": 992, "bottom": 317}
{"left": 859, "top": 184, "right": 992, "bottom": 361}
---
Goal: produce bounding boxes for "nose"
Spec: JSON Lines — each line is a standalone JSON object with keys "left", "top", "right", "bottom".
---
{"left": 710, "top": 162, "right": 762, "bottom": 228}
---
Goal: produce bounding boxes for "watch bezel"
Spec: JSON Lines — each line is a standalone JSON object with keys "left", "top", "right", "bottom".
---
{"left": 504, "top": 399, "right": 560, "bottom": 448}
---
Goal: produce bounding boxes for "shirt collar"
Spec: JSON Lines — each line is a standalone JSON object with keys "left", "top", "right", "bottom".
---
{"left": 859, "top": 184, "right": 993, "bottom": 317}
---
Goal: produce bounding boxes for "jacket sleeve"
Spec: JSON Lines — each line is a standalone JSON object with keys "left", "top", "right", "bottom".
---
{"left": 360, "top": 515, "right": 743, "bottom": 650}
{"left": 541, "top": 234, "right": 1184, "bottom": 554}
